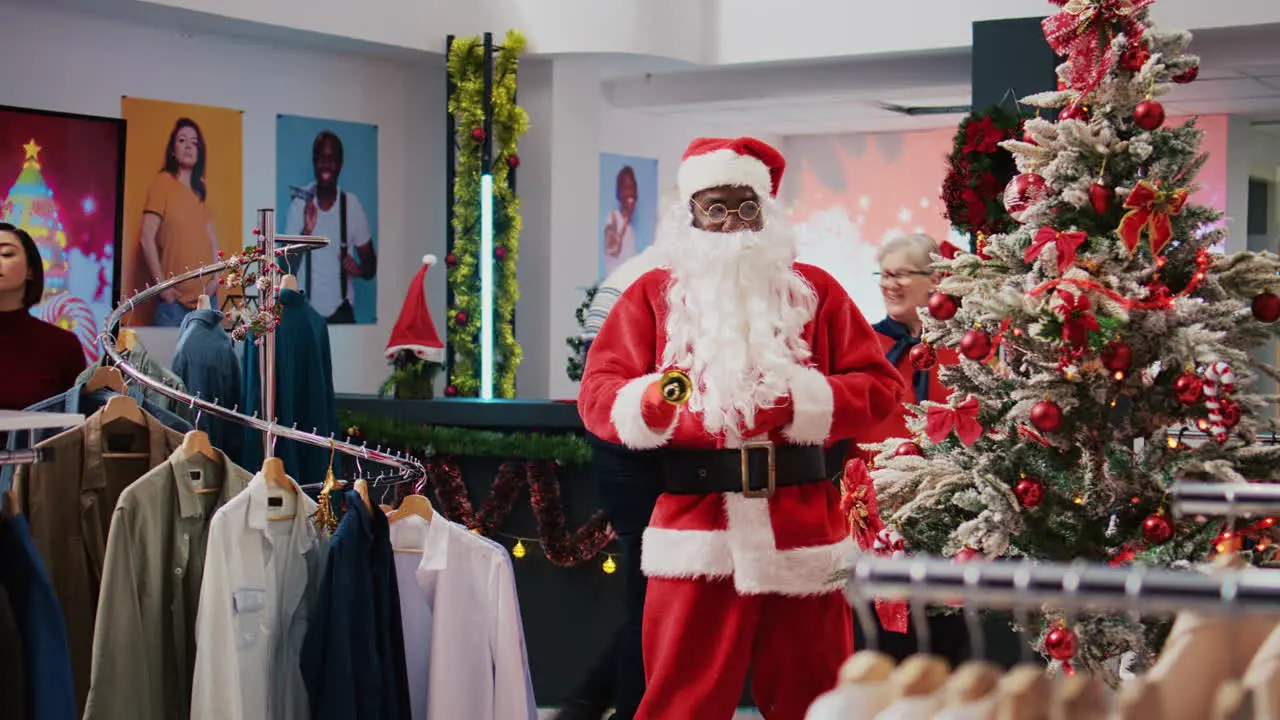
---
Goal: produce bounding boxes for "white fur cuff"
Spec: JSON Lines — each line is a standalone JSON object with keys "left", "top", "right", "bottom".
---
{"left": 782, "top": 365, "right": 834, "bottom": 445}
{"left": 678, "top": 149, "right": 773, "bottom": 201}
{"left": 610, "top": 373, "right": 677, "bottom": 449}
{"left": 641, "top": 528, "right": 734, "bottom": 580}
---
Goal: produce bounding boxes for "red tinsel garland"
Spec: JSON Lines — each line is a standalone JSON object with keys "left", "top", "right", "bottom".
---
{"left": 419, "top": 456, "right": 616, "bottom": 567}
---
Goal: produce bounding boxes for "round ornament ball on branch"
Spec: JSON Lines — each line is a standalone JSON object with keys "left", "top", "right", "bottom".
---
{"left": 894, "top": 441, "right": 923, "bottom": 458}
{"left": 1030, "top": 399, "right": 1063, "bottom": 432}
{"left": 960, "top": 327, "right": 992, "bottom": 361}
{"left": 927, "top": 293, "right": 961, "bottom": 321}
{"left": 1014, "top": 476, "right": 1046, "bottom": 509}
{"left": 1003, "top": 173, "right": 1048, "bottom": 223}
{"left": 1173, "top": 372, "right": 1203, "bottom": 405}
{"left": 445, "top": 252, "right": 458, "bottom": 267}
{"left": 1045, "top": 625, "right": 1078, "bottom": 664}
{"left": 1142, "top": 512, "right": 1174, "bottom": 545}
{"left": 908, "top": 343, "right": 938, "bottom": 371}
{"left": 506, "top": 154, "right": 520, "bottom": 169}
{"left": 1173, "top": 65, "right": 1199, "bottom": 84}
{"left": 1101, "top": 340, "right": 1133, "bottom": 373}
{"left": 1252, "top": 291, "right": 1280, "bottom": 323}
{"left": 1134, "top": 100, "right": 1165, "bottom": 131}
{"left": 471, "top": 127, "right": 487, "bottom": 143}
{"left": 454, "top": 311, "right": 470, "bottom": 325}
{"left": 1089, "top": 182, "right": 1115, "bottom": 215}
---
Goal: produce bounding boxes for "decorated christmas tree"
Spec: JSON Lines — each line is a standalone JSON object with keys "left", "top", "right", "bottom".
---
{"left": 2, "top": 139, "right": 98, "bottom": 361}
{"left": 869, "top": 0, "right": 1280, "bottom": 676}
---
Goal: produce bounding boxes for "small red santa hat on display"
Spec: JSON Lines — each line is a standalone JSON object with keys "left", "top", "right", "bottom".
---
{"left": 677, "top": 136, "right": 787, "bottom": 202}
{"left": 385, "top": 254, "right": 444, "bottom": 363}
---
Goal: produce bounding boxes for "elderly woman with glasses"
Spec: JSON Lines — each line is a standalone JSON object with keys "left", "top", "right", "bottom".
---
{"left": 856, "top": 232, "right": 971, "bottom": 665}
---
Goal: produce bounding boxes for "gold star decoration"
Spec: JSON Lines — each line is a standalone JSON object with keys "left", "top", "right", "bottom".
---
{"left": 23, "top": 139, "right": 42, "bottom": 161}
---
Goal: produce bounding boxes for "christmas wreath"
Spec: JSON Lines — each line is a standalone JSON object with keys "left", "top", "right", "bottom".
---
{"left": 941, "top": 106, "right": 1023, "bottom": 241}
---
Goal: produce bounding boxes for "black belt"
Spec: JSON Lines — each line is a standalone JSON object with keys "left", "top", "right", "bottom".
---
{"left": 660, "top": 441, "right": 831, "bottom": 499}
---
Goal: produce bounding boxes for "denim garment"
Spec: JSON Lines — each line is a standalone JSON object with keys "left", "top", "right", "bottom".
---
{"left": 173, "top": 308, "right": 243, "bottom": 461}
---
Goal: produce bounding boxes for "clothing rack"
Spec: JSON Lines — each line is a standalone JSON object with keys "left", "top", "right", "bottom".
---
{"left": 1165, "top": 427, "right": 1280, "bottom": 445}
{"left": 846, "top": 555, "right": 1280, "bottom": 616}
{"left": 0, "top": 448, "right": 49, "bottom": 467}
{"left": 1172, "top": 482, "right": 1280, "bottom": 519}
{"left": 96, "top": 207, "right": 427, "bottom": 483}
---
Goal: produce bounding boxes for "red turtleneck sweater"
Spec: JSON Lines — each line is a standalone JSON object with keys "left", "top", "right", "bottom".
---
{"left": 0, "top": 307, "right": 87, "bottom": 411}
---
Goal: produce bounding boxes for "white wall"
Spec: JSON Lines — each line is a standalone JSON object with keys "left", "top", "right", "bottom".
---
{"left": 1, "top": 1, "right": 444, "bottom": 395}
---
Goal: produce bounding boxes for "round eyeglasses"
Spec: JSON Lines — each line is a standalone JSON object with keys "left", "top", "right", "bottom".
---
{"left": 693, "top": 199, "right": 761, "bottom": 223}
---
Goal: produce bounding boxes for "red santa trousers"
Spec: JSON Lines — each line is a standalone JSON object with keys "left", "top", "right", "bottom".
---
{"left": 635, "top": 577, "right": 852, "bottom": 720}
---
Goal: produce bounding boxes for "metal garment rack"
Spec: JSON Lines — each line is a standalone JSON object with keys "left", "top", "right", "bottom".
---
{"left": 1172, "top": 482, "right": 1280, "bottom": 518}
{"left": 0, "top": 448, "right": 47, "bottom": 467}
{"left": 1165, "top": 427, "right": 1280, "bottom": 446}
{"left": 847, "top": 555, "right": 1280, "bottom": 617}
{"left": 97, "top": 207, "right": 426, "bottom": 483}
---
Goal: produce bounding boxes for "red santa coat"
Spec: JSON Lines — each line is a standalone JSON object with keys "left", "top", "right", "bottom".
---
{"left": 859, "top": 336, "right": 959, "bottom": 445}
{"left": 578, "top": 263, "right": 905, "bottom": 596}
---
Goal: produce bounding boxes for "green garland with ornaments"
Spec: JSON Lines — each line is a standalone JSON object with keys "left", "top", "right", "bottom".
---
{"left": 445, "top": 32, "right": 529, "bottom": 398}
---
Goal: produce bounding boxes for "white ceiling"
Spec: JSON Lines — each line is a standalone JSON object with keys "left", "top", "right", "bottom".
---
{"left": 601, "top": 23, "right": 1280, "bottom": 137}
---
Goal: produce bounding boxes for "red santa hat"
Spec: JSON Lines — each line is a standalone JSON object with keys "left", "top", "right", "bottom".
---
{"left": 385, "top": 254, "right": 444, "bottom": 363}
{"left": 677, "top": 136, "right": 786, "bottom": 203}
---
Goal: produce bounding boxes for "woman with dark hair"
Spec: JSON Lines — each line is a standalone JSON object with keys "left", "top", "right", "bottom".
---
{"left": 137, "top": 117, "right": 221, "bottom": 327}
{"left": 0, "top": 223, "right": 86, "bottom": 411}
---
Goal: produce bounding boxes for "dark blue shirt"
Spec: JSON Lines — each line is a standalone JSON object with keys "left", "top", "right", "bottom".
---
{"left": 173, "top": 308, "right": 243, "bottom": 461}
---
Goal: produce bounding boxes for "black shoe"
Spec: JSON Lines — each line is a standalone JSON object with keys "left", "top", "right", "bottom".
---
{"left": 550, "top": 699, "right": 610, "bottom": 720}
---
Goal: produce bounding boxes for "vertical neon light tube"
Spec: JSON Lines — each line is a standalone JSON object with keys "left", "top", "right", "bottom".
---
{"left": 479, "top": 173, "right": 495, "bottom": 400}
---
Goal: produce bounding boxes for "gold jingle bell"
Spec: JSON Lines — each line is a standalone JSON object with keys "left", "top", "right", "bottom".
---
{"left": 660, "top": 369, "right": 692, "bottom": 405}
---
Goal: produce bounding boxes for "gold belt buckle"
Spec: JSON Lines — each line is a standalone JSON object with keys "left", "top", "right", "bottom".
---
{"left": 739, "top": 438, "right": 776, "bottom": 499}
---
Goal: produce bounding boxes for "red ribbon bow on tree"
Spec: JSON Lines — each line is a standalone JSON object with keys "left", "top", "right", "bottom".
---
{"left": 840, "top": 459, "right": 885, "bottom": 551}
{"left": 1042, "top": 0, "right": 1151, "bottom": 100}
{"left": 925, "top": 396, "right": 984, "bottom": 446}
{"left": 1026, "top": 226, "right": 1087, "bottom": 275}
{"left": 1054, "top": 289, "right": 1101, "bottom": 346}
{"left": 1117, "top": 180, "right": 1189, "bottom": 255}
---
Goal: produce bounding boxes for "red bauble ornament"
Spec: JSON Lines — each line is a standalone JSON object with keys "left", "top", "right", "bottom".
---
{"left": 445, "top": 252, "right": 458, "bottom": 267}
{"left": 960, "top": 327, "right": 993, "bottom": 361}
{"left": 1173, "top": 65, "right": 1199, "bottom": 84}
{"left": 1030, "top": 399, "right": 1063, "bottom": 432}
{"left": 1003, "top": 173, "right": 1048, "bottom": 223}
{"left": 1045, "top": 626, "right": 1078, "bottom": 662}
{"left": 1141, "top": 513, "right": 1174, "bottom": 545}
{"left": 470, "top": 127, "right": 486, "bottom": 143}
{"left": 444, "top": 385, "right": 458, "bottom": 397}
{"left": 953, "top": 546, "right": 981, "bottom": 562}
{"left": 454, "top": 311, "right": 469, "bottom": 325}
{"left": 1134, "top": 100, "right": 1165, "bottom": 131}
{"left": 908, "top": 343, "right": 938, "bottom": 371}
{"left": 494, "top": 246, "right": 508, "bottom": 261}
{"left": 894, "top": 441, "right": 924, "bottom": 458}
{"left": 1120, "top": 45, "right": 1151, "bottom": 72}
{"left": 1014, "top": 477, "right": 1046, "bottom": 509}
{"left": 1101, "top": 341, "right": 1133, "bottom": 373}
{"left": 506, "top": 154, "right": 520, "bottom": 169}
{"left": 1173, "top": 373, "right": 1203, "bottom": 405}
{"left": 1220, "top": 400, "right": 1241, "bottom": 429}
{"left": 1021, "top": 128, "right": 1038, "bottom": 146}
{"left": 927, "top": 293, "right": 960, "bottom": 321}
{"left": 1089, "top": 182, "right": 1115, "bottom": 215}
{"left": 1252, "top": 291, "right": 1280, "bottom": 323}
{"left": 1059, "top": 104, "right": 1089, "bottom": 121}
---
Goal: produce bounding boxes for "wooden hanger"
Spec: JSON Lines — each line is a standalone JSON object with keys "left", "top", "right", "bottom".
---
{"left": 116, "top": 328, "right": 139, "bottom": 354}
{"left": 1210, "top": 681, "right": 1256, "bottom": 720}
{"left": 838, "top": 651, "right": 896, "bottom": 685}
{"left": 280, "top": 274, "right": 298, "bottom": 291}
{"left": 994, "top": 665, "right": 1050, "bottom": 720}
{"left": 1049, "top": 673, "right": 1107, "bottom": 720}
{"left": 100, "top": 393, "right": 144, "bottom": 426}
{"left": 181, "top": 430, "right": 218, "bottom": 463}
{"left": 1116, "top": 677, "right": 1166, "bottom": 720}
{"left": 261, "top": 457, "right": 297, "bottom": 495}
{"left": 887, "top": 654, "right": 950, "bottom": 700}
{"left": 196, "top": 294, "right": 212, "bottom": 310}
{"left": 84, "top": 366, "right": 127, "bottom": 394}
{"left": 388, "top": 494, "right": 434, "bottom": 524}
{"left": 943, "top": 660, "right": 1002, "bottom": 708}
{"left": 353, "top": 478, "right": 372, "bottom": 512}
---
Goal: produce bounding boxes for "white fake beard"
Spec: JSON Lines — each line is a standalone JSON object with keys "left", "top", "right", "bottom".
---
{"left": 656, "top": 198, "right": 818, "bottom": 442}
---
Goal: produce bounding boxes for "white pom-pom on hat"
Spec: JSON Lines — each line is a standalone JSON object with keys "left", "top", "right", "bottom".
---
{"left": 423, "top": 254, "right": 438, "bottom": 266}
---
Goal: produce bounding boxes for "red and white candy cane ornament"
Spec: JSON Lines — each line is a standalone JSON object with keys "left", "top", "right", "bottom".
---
{"left": 1203, "top": 362, "right": 1236, "bottom": 443}
{"left": 874, "top": 529, "right": 906, "bottom": 559}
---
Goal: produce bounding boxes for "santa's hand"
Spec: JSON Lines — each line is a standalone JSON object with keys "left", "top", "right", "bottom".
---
{"left": 744, "top": 395, "right": 795, "bottom": 438}
{"left": 641, "top": 379, "right": 679, "bottom": 431}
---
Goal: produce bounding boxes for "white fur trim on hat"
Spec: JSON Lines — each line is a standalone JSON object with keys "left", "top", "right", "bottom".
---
{"left": 384, "top": 344, "right": 444, "bottom": 363}
{"left": 678, "top": 149, "right": 773, "bottom": 201}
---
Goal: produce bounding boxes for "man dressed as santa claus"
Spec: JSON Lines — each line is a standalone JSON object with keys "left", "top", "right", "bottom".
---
{"left": 578, "top": 137, "right": 904, "bottom": 720}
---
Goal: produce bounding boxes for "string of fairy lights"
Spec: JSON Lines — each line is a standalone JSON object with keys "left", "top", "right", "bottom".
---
{"left": 473, "top": 529, "right": 618, "bottom": 574}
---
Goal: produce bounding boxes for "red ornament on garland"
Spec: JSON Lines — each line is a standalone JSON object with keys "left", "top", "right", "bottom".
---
{"left": 470, "top": 127, "right": 486, "bottom": 143}
{"left": 1173, "top": 373, "right": 1203, "bottom": 405}
{"left": 960, "top": 327, "right": 993, "bottom": 361}
{"left": 1220, "top": 399, "right": 1241, "bottom": 429}
{"left": 1101, "top": 340, "right": 1133, "bottom": 373}
{"left": 1134, "top": 100, "right": 1165, "bottom": 131}
{"left": 445, "top": 252, "right": 458, "bottom": 267}
{"left": 1003, "top": 173, "right": 1048, "bottom": 223}
{"left": 506, "top": 154, "right": 520, "bottom": 169}
{"left": 1252, "top": 291, "right": 1280, "bottom": 323}
{"left": 1030, "top": 399, "right": 1063, "bottom": 433}
{"left": 1059, "top": 104, "right": 1089, "bottom": 121}
{"left": 1021, "top": 128, "right": 1038, "bottom": 146}
{"left": 953, "top": 546, "right": 981, "bottom": 562}
{"left": 927, "top": 293, "right": 960, "bottom": 321}
{"left": 494, "top": 246, "right": 508, "bottom": 261}
{"left": 454, "top": 311, "right": 469, "bottom": 325}
{"left": 1089, "top": 182, "right": 1115, "bottom": 215}
{"left": 894, "top": 441, "right": 924, "bottom": 458}
{"left": 444, "top": 385, "right": 459, "bottom": 397}
{"left": 1142, "top": 512, "right": 1174, "bottom": 545}
{"left": 1045, "top": 625, "right": 1078, "bottom": 663}
{"left": 1120, "top": 45, "right": 1150, "bottom": 72}
{"left": 1173, "top": 65, "right": 1199, "bottom": 84}
{"left": 1014, "top": 476, "right": 1046, "bottom": 509}
{"left": 908, "top": 343, "right": 938, "bottom": 371}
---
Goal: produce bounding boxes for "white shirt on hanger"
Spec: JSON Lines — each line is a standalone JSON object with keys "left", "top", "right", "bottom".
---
{"left": 389, "top": 513, "right": 537, "bottom": 720}
{"left": 190, "top": 472, "right": 326, "bottom": 720}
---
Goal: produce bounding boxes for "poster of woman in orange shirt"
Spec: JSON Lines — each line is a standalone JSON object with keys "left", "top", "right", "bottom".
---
{"left": 120, "top": 97, "right": 242, "bottom": 326}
